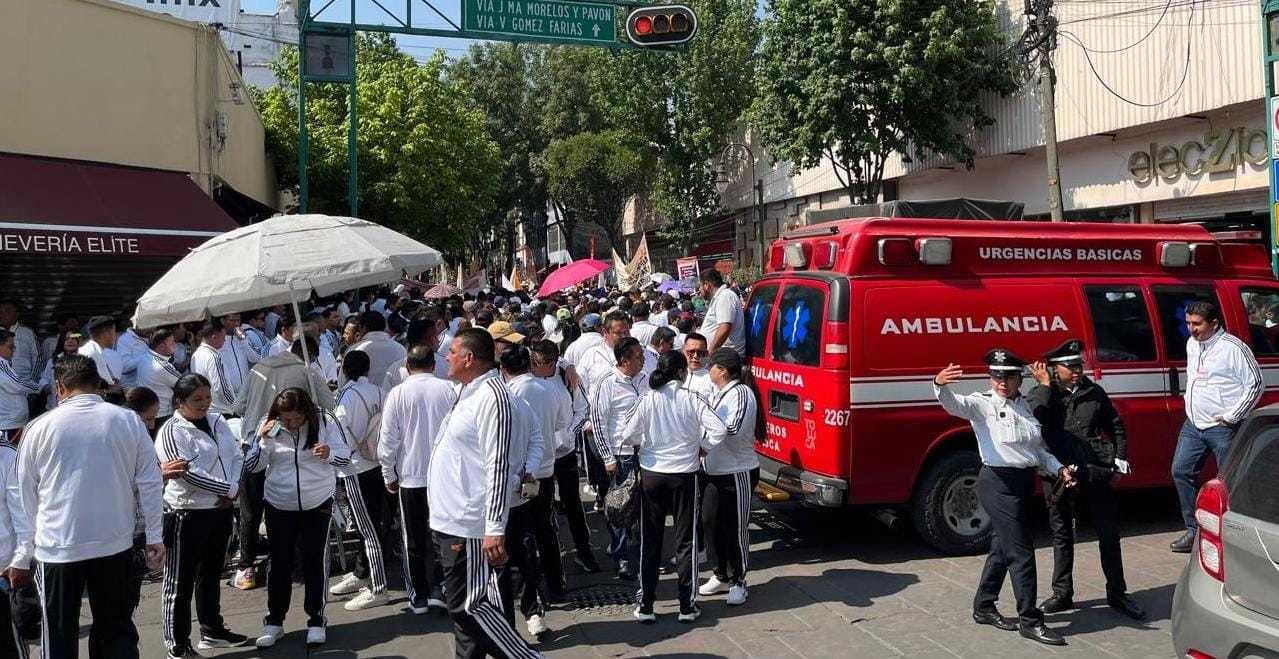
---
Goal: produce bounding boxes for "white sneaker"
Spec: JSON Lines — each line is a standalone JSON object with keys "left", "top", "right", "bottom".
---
{"left": 582, "top": 483, "right": 597, "bottom": 497}
{"left": 677, "top": 606, "right": 701, "bottom": 623}
{"left": 526, "top": 614, "right": 549, "bottom": 636}
{"left": 698, "top": 575, "right": 728, "bottom": 596}
{"left": 727, "top": 584, "right": 748, "bottom": 606}
{"left": 329, "top": 573, "right": 366, "bottom": 596}
{"left": 306, "top": 626, "right": 326, "bottom": 646}
{"left": 427, "top": 597, "right": 448, "bottom": 611}
{"left": 255, "top": 625, "right": 283, "bottom": 648}
{"left": 344, "top": 588, "right": 388, "bottom": 611}
{"left": 409, "top": 602, "right": 430, "bottom": 614}
{"left": 633, "top": 606, "right": 656, "bottom": 624}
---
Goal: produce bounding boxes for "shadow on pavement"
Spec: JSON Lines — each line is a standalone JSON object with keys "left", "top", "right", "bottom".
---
{"left": 1050, "top": 583, "right": 1176, "bottom": 636}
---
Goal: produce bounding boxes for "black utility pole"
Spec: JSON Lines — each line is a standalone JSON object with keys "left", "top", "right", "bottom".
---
{"left": 1025, "top": 0, "right": 1065, "bottom": 221}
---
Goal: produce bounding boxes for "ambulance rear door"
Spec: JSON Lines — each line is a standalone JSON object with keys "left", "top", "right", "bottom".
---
{"left": 748, "top": 272, "right": 851, "bottom": 504}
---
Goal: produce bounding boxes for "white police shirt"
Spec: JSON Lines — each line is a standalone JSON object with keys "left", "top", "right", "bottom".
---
{"left": 934, "top": 383, "right": 1063, "bottom": 473}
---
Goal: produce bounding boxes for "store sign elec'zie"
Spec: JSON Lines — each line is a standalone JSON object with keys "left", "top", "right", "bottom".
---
{"left": 1127, "top": 126, "right": 1268, "bottom": 184}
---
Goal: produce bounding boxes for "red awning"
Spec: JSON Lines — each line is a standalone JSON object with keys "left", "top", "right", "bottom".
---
{"left": 0, "top": 153, "right": 241, "bottom": 333}
{"left": 690, "top": 239, "right": 733, "bottom": 257}
{"left": 0, "top": 152, "right": 238, "bottom": 258}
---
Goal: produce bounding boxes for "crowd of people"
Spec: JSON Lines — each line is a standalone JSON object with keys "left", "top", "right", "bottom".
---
{"left": 0, "top": 267, "right": 757, "bottom": 658}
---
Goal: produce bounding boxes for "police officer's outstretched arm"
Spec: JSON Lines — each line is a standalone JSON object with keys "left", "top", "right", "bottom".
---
{"left": 933, "top": 363, "right": 982, "bottom": 421}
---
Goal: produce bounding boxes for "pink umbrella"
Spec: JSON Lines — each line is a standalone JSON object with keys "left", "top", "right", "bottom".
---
{"left": 537, "top": 259, "right": 611, "bottom": 297}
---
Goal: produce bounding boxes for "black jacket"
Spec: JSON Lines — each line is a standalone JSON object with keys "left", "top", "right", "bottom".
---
{"left": 1028, "top": 376, "right": 1127, "bottom": 468}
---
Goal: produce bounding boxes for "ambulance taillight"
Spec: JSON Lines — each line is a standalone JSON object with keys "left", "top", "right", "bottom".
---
{"left": 823, "top": 320, "right": 849, "bottom": 369}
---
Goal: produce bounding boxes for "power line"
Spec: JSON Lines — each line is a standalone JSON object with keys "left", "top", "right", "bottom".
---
{"left": 1058, "top": 0, "right": 1199, "bottom": 108}
{"left": 1066, "top": 0, "right": 1172, "bottom": 53}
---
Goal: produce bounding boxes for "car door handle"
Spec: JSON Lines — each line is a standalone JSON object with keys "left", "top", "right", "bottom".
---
{"left": 1168, "top": 367, "right": 1180, "bottom": 397}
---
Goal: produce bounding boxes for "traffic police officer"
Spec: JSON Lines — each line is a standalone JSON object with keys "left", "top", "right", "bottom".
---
{"left": 934, "top": 348, "right": 1073, "bottom": 647}
{"left": 1028, "top": 339, "right": 1145, "bottom": 621}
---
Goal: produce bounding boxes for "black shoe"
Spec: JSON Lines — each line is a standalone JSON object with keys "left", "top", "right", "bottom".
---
{"left": 167, "top": 646, "right": 202, "bottom": 659}
{"left": 1040, "top": 594, "right": 1074, "bottom": 614}
{"left": 1170, "top": 529, "right": 1195, "bottom": 553}
{"left": 197, "top": 627, "right": 247, "bottom": 649}
{"left": 575, "top": 553, "right": 601, "bottom": 574}
{"left": 1107, "top": 593, "right": 1146, "bottom": 621}
{"left": 1018, "top": 622, "right": 1066, "bottom": 646}
{"left": 972, "top": 609, "right": 1017, "bottom": 631}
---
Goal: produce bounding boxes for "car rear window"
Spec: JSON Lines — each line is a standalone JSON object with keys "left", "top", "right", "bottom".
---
{"left": 1229, "top": 424, "right": 1279, "bottom": 524}
{"left": 772, "top": 284, "right": 824, "bottom": 366}
{"left": 746, "top": 284, "right": 779, "bottom": 359}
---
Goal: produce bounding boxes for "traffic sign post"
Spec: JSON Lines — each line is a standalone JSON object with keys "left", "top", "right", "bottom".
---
{"left": 461, "top": 0, "right": 617, "bottom": 46}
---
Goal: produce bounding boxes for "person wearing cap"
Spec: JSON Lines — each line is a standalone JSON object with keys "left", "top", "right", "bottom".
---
{"left": 1028, "top": 339, "right": 1144, "bottom": 621}
{"left": 934, "top": 349, "right": 1075, "bottom": 647}
{"left": 697, "top": 348, "right": 760, "bottom": 606}
{"left": 488, "top": 320, "right": 527, "bottom": 355}
{"left": 563, "top": 313, "right": 605, "bottom": 370}
{"left": 78, "top": 315, "right": 124, "bottom": 389}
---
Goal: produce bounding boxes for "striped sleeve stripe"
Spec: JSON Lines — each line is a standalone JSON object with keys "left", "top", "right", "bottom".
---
{"left": 485, "top": 380, "right": 513, "bottom": 524}
{"left": 159, "top": 419, "right": 183, "bottom": 462}
{"left": 323, "top": 411, "right": 353, "bottom": 466}
{"left": 589, "top": 381, "right": 612, "bottom": 460}
{"left": 724, "top": 384, "right": 748, "bottom": 436}
{"left": 182, "top": 471, "right": 230, "bottom": 496}
{"left": 1222, "top": 336, "right": 1264, "bottom": 421}
{"left": 0, "top": 362, "right": 37, "bottom": 394}
{"left": 213, "top": 354, "right": 234, "bottom": 404}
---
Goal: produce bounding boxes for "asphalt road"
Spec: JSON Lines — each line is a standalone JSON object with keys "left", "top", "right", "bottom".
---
{"left": 81, "top": 486, "right": 1189, "bottom": 658}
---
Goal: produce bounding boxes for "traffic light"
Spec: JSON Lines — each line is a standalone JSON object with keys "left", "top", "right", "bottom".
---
{"left": 625, "top": 5, "right": 698, "bottom": 46}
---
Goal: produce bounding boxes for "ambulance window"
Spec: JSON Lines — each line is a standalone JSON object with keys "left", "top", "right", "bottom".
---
{"left": 745, "top": 285, "right": 779, "bottom": 359}
{"left": 1084, "top": 286, "right": 1156, "bottom": 362}
{"left": 1240, "top": 288, "right": 1279, "bottom": 356}
{"left": 771, "top": 285, "right": 824, "bottom": 366}
{"left": 1152, "top": 286, "right": 1221, "bottom": 361}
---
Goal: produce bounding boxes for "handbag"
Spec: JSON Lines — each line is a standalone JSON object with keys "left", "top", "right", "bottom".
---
{"left": 603, "top": 462, "right": 640, "bottom": 528}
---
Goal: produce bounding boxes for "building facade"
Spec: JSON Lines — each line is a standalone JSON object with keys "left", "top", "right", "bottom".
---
{"left": 712, "top": 0, "right": 1269, "bottom": 268}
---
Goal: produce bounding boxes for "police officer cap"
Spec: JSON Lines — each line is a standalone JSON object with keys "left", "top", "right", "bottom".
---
{"left": 984, "top": 348, "right": 1026, "bottom": 372}
{"left": 1044, "top": 338, "right": 1084, "bottom": 365}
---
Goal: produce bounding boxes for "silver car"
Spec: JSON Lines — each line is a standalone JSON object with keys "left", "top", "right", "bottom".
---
{"left": 1172, "top": 406, "right": 1279, "bottom": 658}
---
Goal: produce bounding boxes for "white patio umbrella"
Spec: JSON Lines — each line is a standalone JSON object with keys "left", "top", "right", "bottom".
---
{"left": 133, "top": 214, "right": 442, "bottom": 329}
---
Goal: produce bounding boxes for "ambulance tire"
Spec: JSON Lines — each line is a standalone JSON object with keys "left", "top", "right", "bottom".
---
{"left": 911, "top": 450, "right": 991, "bottom": 556}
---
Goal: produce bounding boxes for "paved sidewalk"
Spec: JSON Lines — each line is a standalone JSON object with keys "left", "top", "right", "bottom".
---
{"left": 100, "top": 489, "right": 1186, "bottom": 657}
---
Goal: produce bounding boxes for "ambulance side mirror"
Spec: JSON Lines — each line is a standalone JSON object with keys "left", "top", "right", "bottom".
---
{"left": 916, "top": 238, "right": 952, "bottom": 265}
{"left": 1159, "top": 242, "right": 1191, "bottom": 268}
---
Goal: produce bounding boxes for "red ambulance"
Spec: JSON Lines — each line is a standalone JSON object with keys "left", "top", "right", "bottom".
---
{"left": 747, "top": 217, "right": 1279, "bottom": 554}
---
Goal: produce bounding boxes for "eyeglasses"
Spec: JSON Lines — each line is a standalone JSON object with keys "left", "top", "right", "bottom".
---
{"left": 685, "top": 349, "right": 708, "bottom": 357}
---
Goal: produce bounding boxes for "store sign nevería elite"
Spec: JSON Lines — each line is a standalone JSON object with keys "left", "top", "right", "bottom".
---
{"left": 1128, "top": 126, "right": 1269, "bottom": 184}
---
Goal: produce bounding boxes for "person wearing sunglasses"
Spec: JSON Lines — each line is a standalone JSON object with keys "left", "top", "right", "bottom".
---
{"left": 681, "top": 333, "right": 714, "bottom": 401}
{"left": 934, "top": 348, "right": 1075, "bottom": 647}
{"left": 1028, "top": 339, "right": 1143, "bottom": 622}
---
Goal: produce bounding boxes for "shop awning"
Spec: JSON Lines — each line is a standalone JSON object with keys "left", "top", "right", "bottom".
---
{"left": 0, "top": 152, "right": 240, "bottom": 333}
{"left": 0, "top": 152, "right": 238, "bottom": 257}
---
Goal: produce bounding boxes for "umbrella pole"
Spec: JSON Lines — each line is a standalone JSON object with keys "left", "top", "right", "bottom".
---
{"left": 289, "top": 284, "right": 319, "bottom": 403}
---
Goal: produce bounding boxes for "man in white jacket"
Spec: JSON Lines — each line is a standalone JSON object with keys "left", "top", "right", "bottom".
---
{"left": 1169, "top": 300, "right": 1264, "bottom": 553}
{"left": 0, "top": 434, "right": 31, "bottom": 659}
{"left": 429, "top": 329, "right": 540, "bottom": 659}
{"left": 378, "top": 346, "right": 454, "bottom": 613}
{"left": 14, "top": 355, "right": 164, "bottom": 659}
{"left": 0, "top": 329, "right": 40, "bottom": 442}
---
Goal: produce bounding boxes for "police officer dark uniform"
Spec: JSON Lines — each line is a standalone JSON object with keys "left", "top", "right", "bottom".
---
{"left": 934, "top": 349, "right": 1073, "bottom": 647}
{"left": 1028, "top": 339, "right": 1145, "bottom": 621}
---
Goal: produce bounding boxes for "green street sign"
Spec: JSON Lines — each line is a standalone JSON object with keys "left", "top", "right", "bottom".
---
{"left": 460, "top": 0, "right": 617, "bottom": 45}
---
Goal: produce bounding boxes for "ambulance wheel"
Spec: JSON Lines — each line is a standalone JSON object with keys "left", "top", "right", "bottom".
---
{"left": 911, "top": 450, "right": 991, "bottom": 555}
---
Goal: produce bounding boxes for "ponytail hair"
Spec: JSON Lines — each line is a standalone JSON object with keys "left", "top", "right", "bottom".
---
{"left": 649, "top": 351, "right": 687, "bottom": 390}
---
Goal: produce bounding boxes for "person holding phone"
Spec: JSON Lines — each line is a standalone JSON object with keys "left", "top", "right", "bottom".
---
{"left": 243, "top": 388, "right": 351, "bottom": 649}
{"left": 155, "top": 374, "right": 247, "bottom": 657}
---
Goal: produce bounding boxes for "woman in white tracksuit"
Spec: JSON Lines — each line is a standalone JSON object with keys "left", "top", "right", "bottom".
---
{"left": 328, "top": 351, "right": 390, "bottom": 612}
{"left": 621, "top": 351, "right": 727, "bottom": 625}
{"left": 244, "top": 387, "right": 351, "bottom": 649}
{"left": 156, "top": 373, "right": 247, "bottom": 657}
{"left": 697, "top": 348, "right": 760, "bottom": 607}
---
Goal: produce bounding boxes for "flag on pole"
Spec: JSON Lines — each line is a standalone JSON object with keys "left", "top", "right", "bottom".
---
{"left": 612, "top": 249, "right": 631, "bottom": 291}
{"left": 510, "top": 263, "right": 524, "bottom": 291}
{"left": 455, "top": 263, "right": 464, "bottom": 289}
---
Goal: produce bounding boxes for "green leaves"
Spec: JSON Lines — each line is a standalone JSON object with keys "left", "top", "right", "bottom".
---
{"left": 254, "top": 33, "right": 502, "bottom": 259}
{"left": 544, "top": 130, "right": 652, "bottom": 245}
{"left": 753, "top": 0, "right": 1017, "bottom": 203}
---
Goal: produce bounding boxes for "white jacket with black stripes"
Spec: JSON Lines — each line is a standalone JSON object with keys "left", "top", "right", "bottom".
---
{"left": 428, "top": 369, "right": 520, "bottom": 539}
{"left": 155, "top": 413, "right": 244, "bottom": 510}
{"left": 136, "top": 350, "right": 182, "bottom": 417}
{"left": 588, "top": 369, "right": 648, "bottom": 466}
{"left": 190, "top": 343, "right": 236, "bottom": 415}
{"left": 244, "top": 410, "right": 351, "bottom": 511}
{"left": 1185, "top": 329, "right": 1264, "bottom": 430}
{"left": 703, "top": 379, "right": 760, "bottom": 476}
{"left": 0, "top": 356, "right": 38, "bottom": 431}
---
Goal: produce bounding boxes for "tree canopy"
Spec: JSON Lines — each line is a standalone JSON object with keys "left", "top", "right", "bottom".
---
{"left": 752, "top": 0, "right": 1017, "bottom": 204}
{"left": 254, "top": 33, "right": 502, "bottom": 257}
